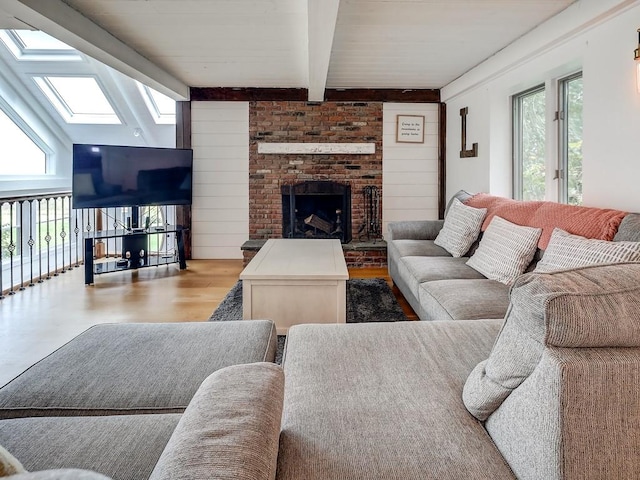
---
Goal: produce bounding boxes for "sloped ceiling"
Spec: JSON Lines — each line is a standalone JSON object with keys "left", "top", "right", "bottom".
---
{"left": 0, "top": 0, "right": 576, "bottom": 102}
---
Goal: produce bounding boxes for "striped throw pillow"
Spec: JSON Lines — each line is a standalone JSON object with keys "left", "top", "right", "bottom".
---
{"left": 535, "top": 228, "right": 640, "bottom": 273}
{"left": 434, "top": 198, "right": 487, "bottom": 257}
{"left": 466, "top": 216, "right": 541, "bottom": 285}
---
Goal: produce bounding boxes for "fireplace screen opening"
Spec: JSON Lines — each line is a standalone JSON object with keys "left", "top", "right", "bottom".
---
{"left": 282, "top": 181, "right": 352, "bottom": 244}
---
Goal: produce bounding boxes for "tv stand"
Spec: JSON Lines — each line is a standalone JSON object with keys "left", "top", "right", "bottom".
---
{"left": 84, "top": 227, "right": 187, "bottom": 285}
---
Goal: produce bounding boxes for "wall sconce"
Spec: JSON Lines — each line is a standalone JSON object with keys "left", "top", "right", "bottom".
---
{"left": 635, "top": 28, "right": 640, "bottom": 93}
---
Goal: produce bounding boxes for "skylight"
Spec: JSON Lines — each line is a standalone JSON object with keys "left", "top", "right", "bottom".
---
{"left": 136, "top": 82, "right": 176, "bottom": 124}
{"left": 33, "top": 76, "right": 121, "bottom": 124}
{"left": 0, "top": 30, "right": 81, "bottom": 61}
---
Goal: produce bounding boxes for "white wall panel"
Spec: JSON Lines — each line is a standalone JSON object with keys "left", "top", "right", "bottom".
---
{"left": 191, "top": 102, "right": 249, "bottom": 259}
{"left": 383, "top": 103, "right": 440, "bottom": 239}
{"left": 192, "top": 208, "right": 249, "bottom": 223}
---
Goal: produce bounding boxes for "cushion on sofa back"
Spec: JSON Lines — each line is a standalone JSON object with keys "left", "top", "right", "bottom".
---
{"left": 535, "top": 228, "right": 640, "bottom": 273}
{"left": 434, "top": 198, "right": 487, "bottom": 257}
{"left": 465, "top": 193, "right": 627, "bottom": 249}
{"left": 466, "top": 216, "right": 541, "bottom": 285}
{"left": 462, "top": 262, "right": 640, "bottom": 421}
{"left": 613, "top": 212, "right": 640, "bottom": 242}
{"left": 444, "top": 189, "right": 474, "bottom": 217}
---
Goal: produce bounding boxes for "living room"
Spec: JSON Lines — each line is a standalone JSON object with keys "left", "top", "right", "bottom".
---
{"left": 1, "top": 0, "right": 640, "bottom": 479}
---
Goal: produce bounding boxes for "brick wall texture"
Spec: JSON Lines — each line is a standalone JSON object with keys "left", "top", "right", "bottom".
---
{"left": 249, "top": 101, "right": 383, "bottom": 240}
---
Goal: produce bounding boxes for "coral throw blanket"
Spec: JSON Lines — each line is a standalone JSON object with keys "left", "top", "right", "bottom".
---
{"left": 465, "top": 193, "right": 627, "bottom": 249}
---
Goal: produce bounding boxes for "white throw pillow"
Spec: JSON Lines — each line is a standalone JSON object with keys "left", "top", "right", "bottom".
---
{"left": 0, "top": 444, "right": 26, "bottom": 476}
{"left": 434, "top": 198, "right": 487, "bottom": 257}
{"left": 466, "top": 216, "right": 542, "bottom": 285}
{"left": 535, "top": 228, "right": 640, "bottom": 273}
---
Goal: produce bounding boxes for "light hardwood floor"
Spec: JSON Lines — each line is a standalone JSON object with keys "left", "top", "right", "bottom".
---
{"left": 0, "top": 259, "right": 416, "bottom": 386}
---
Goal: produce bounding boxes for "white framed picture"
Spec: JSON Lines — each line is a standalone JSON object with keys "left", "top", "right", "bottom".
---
{"left": 396, "top": 115, "right": 425, "bottom": 143}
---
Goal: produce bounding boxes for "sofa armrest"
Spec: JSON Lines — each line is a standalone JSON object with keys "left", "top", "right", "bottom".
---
{"left": 485, "top": 347, "right": 640, "bottom": 480}
{"left": 149, "top": 363, "right": 284, "bottom": 480}
{"left": 387, "top": 220, "right": 444, "bottom": 241}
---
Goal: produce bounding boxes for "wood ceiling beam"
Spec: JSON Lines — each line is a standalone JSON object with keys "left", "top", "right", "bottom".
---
{"left": 307, "top": 0, "right": 340, "bottom": 102}
{"left": 190, "top": 87, "right": 440, "bottom": 103}
{"left": 325, "top": 88, "right": 440, "bottom": 103}
{"left": 191, "top": 88, "right": 308, "bottom": 102}
{"left": 1, "top": 0, "right": 190, "bottom": 100}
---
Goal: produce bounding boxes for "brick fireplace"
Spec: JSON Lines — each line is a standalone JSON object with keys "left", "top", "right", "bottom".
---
{"left": 245, "top": 101, "right": 386, "bottom": 266}
{"left": 282, "top": 180, "right": 352, "bottom": 243}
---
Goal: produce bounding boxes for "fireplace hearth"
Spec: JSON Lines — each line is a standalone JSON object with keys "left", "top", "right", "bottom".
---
{"left": 282, "top": 181, "right": 352, "bottom": 244}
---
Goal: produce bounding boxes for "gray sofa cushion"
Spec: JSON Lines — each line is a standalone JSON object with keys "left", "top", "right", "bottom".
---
{"left": 444, "top": 189, "right": 474, "bottom": 217}
{"left": 0, "top": 414, "right": 180, "bottom": 480}
{"left": 0, "top": 321, "right": 277, "bottom": 418}
{"left": 419, "top": 279, "right": 510, "bottom": 321}
{"left": 463, "top": 262, "right": 640, "bottom": 421}
{"left": 278, "top": 321, "right": 515, "bottom": 480}
{"left": 150, "top": 363, "right": 284, "bottom": 480}
{"left": 390, "top": 239, "right": 451, "bottom": 258}
{"left": 398, "top": 256, "right": 485, "bottom": 300}
{"left": 387, "top": 220, "right": 444, "bottom": 241}
{"left": 613, "top": 212, "right": 640, "bottom": 241}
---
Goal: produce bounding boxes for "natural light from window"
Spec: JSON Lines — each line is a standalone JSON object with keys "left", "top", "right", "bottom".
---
{"left": 136, "top": 82, "right": 176, "bottom": 124}
{"left": 0, "top": 108, "right": 46, "bottom": 175}
{"left": 513, "top": 86, "right": 546, "bottom": 201}
{"left": 33, "top": 76, "right": 121, "bottom": 124}
{"left": 0, "top": 29, "right": 81, "bottom": 61}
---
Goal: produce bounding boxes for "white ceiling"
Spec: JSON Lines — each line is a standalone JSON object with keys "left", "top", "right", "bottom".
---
{"left": 0, "top": 0, "right": 577, "bottom": 101}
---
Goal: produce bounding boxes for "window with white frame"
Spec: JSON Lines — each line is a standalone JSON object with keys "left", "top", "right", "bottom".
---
{"left": 0, "top": 29, "right": 81, "bottom": 62}
{"left": 513, "top": 85, "right": 546, "bottom": 201}
{"left": 0, "top": 104, "right": 47, "bottom": 175}
{"left": 33, "top": 76, "right": 121, "bottom": 124}
{"left": 136, "top": 81, "right": 176, "bottom": 125}
{"left": 558, "top": 73, "right": 583, "bottom": 205}
{"left": 512, "top": 72, "right": 583, "bottom": 204}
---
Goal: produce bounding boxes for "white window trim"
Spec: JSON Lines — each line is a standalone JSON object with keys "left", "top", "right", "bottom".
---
{"left": 32, "top": 75, "right": 122, "bottom": 125}
{"left": 512, "top": 70, "right": 583, "bottom": 204}
{"left": 512, "top": 84, "right": 545, "bottom": 201}
{"left": 136, "top": 81, "right": 176, "bottom": 125}
{"left": 0, "top": 30, "right": 82, "bottom": 62}
{"left": 556, "top": 71, "right": 583, "bottom": 205}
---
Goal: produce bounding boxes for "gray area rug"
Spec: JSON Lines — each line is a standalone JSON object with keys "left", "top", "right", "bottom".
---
{"left": 209, "top": 278, "right": 408, "bottom": 363}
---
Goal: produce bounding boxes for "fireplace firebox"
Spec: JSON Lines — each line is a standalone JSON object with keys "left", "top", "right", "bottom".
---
{"left": 281, "top": 181, "right": 352, "bottom": 244}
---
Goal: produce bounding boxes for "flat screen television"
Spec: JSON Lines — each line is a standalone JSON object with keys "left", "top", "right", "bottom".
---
{"left": 72, "top": 144, "right": 193, "bottom": 209}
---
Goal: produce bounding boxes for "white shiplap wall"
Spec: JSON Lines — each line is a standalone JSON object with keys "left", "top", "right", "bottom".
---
{"left": 191, "top": 102, "right": 249, "bottom": 259}
{"left": 382, "top": 103, "right": 440, "bottom": 238}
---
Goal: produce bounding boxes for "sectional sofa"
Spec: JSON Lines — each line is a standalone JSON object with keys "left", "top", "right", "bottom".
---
{"left": 388, "top": 190, "right": 640, "bottom": 321}
{"left": 4, "top": 262, "right": 640, "bottom": 479}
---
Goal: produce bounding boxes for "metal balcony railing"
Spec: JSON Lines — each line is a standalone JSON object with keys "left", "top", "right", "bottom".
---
{"left": 1, "top": 193, "right": 176, "bottom": 298}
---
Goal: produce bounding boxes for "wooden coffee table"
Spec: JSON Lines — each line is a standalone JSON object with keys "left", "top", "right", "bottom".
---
{"left": 240, "top": 239, "right": 349, "bottom": 334}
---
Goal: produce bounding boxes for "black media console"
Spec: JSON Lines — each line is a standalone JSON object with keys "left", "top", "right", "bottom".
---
{"left": 83, "top": 227, "right": 187, "bottom": 285}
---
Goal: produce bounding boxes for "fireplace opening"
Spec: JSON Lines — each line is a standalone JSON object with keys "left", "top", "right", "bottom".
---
{"left": 282, "top": 181, "right": 352, "bottom": 243}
